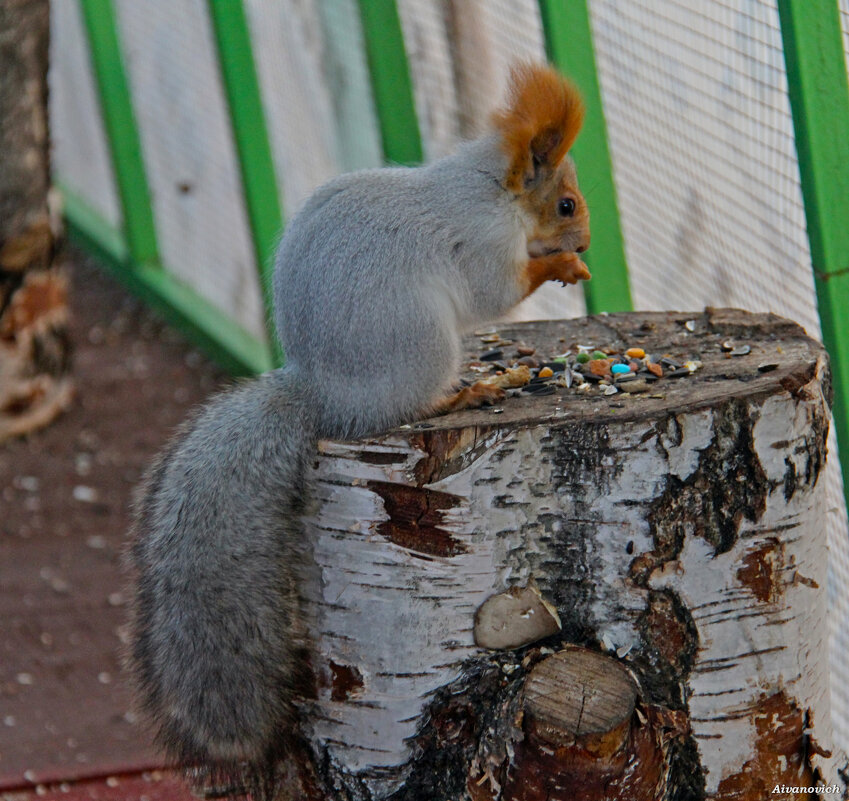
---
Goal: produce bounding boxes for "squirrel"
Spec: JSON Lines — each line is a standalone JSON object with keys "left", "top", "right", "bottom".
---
{"left": 128, "top": 63, "right": 591, "bottom": 799}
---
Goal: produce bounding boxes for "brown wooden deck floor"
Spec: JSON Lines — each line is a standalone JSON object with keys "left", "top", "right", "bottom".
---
{"left": 0, "top": 254, "right": 226, "bottom": 797}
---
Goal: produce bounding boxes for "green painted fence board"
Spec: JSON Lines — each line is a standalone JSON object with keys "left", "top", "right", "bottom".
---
{"left": 207, "top": 0, "right": 284, "bottom": 364}
{"left": 778, "top": 0, "right": 849, "bottom": 510}
{"left": 538, "top": 0, "right": 633, "bottom": 314}
{"left": 357, "top": 0, "right": 423, "bottom": 165}
{"left": 78, "top": 0, "right": 159, "bottom": 267}
{"left": 63, "top": 186, "right": 274, "bottom": 376}
{"left": 318, "top": 0, "right": 385, "bottom": 172}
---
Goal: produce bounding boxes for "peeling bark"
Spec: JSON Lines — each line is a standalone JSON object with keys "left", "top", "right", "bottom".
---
{"left": 0, "top": 0, "right": 71, "bottom": 441}
{"left": 713, "top": 691, "right": 829, "bottom": 800}
{"left": 283, "top": 311, "right": 841, "bottom": 800}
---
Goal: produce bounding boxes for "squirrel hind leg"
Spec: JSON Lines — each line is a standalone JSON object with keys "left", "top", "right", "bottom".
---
{"left": 432, "top": 382, "right": 506, "bottom": 415}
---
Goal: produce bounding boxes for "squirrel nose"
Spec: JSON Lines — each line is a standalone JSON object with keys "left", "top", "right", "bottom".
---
{"left": 576, "top": 232, "right": 591, "bottom": 253}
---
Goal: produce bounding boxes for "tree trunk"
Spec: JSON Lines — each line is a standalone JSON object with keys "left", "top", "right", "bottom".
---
{"left": 281, "top": 310, "right": 843, "bottom": 800}
{"left": 0, "top": 0, "right": 71, "bottom": 441}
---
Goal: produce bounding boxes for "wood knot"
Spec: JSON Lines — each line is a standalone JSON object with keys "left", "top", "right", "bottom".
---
{"left": 523, "top": 646, "right": 636, "bottom": 754}
{"left": 500, "top": 646, "right": 682, "bottom": 800}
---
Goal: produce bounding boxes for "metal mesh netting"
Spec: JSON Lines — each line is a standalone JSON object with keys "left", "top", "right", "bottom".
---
{"left": 842, "top": 0, "right": 849, "bottom": 74}
{"left": 592, "top": 1, "right": 817, "bottom": 329}
{"left": 113, "top": 0, "right": 267, "bottom": 342}
{"left": 833, "top": 0, "right": 849, "bottom": 757}
{"left": 49, "top": 0, "right": 122, "bottom": 230}
{"left": 243, "top": 0, "right": 383, "bottom": 220}
{"left": 587, "top": 0, "right": 849, "bottom": 753}
{"left": 396, "top": 0, "right": 587, "bottom": 322}
{"left": 398, "top": 0, "right": 548, "bottom": 150}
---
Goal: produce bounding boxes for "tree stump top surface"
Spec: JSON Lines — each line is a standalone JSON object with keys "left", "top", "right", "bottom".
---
{"left": 411, "top": 309, "right": 828, "bottom": 434}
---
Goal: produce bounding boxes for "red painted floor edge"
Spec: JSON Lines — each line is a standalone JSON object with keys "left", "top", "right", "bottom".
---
{"left": 0, "top": 760, "right": 167, "bottom": 793}
{"left": 0, "top": 771, "right": 197, "bottom": 801}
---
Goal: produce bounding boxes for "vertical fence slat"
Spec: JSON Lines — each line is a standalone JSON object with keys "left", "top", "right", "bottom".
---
{"left": 78, "top": 0, "right": 159, "bottom": 267}
{"left": 537, "top": 0, "right": 633, "bottom": 314}
{"left": 356, "top": 0, "right": 423, "bottom": 165}
{"left": 207, "top": 0, "right": 284, "bottom": 364}
{"left": 778, "top": 0, "right": 849, "bottom": 510}
{"left": 62, "top": 185, "right": 273, "bottom": 375}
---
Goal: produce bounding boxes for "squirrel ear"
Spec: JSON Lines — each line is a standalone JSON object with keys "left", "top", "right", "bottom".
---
{"left": 492, "top": 63, "right": 585, "bottom": 192}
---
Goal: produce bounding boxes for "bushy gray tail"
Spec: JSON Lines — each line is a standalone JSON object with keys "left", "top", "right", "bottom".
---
{"left": 127, "top": 369, "right": 316, "bottom": 799}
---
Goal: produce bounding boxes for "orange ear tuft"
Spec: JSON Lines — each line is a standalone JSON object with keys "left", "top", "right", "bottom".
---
{"left": 491, "top": 63, "right": 585, "bottom": 193}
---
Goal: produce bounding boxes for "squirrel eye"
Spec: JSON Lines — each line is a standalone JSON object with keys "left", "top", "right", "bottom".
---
{"left": 557, "top": 198, "right": 576, "bottom": 217}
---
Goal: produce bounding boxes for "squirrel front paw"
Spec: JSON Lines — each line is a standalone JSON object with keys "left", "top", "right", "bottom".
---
{"left": 549, "top": 252, "right": 591, "bottom": 286}
{"left": 523, "top": 252, "right": 591, "bottom": 298}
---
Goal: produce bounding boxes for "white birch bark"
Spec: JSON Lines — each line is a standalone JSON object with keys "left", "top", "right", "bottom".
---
{"left": 294, "top": 311, "right": 843, "bottom": 800}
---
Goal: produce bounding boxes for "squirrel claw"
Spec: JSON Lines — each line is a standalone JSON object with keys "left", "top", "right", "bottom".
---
{"left": 524, "top": 252, "right": 590, "bottom": 298}
{"left": 555, "top": 255, "right": 590, "bottom": 285}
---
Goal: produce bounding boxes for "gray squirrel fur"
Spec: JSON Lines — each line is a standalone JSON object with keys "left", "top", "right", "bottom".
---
{"left": 128, "top": 64, "right": 590, "bottom": 799}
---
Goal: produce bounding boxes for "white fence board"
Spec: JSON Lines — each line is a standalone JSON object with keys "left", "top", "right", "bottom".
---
{"left": 114, "top": 0, "right": 267, "bottom": 342}
{"left": 49, "top": 0, "right": 122, "bottom": 230}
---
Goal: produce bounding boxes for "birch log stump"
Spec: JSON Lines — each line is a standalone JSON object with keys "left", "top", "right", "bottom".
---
{"left": 281, "top": 309, "right": 842, "bottom": 801}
